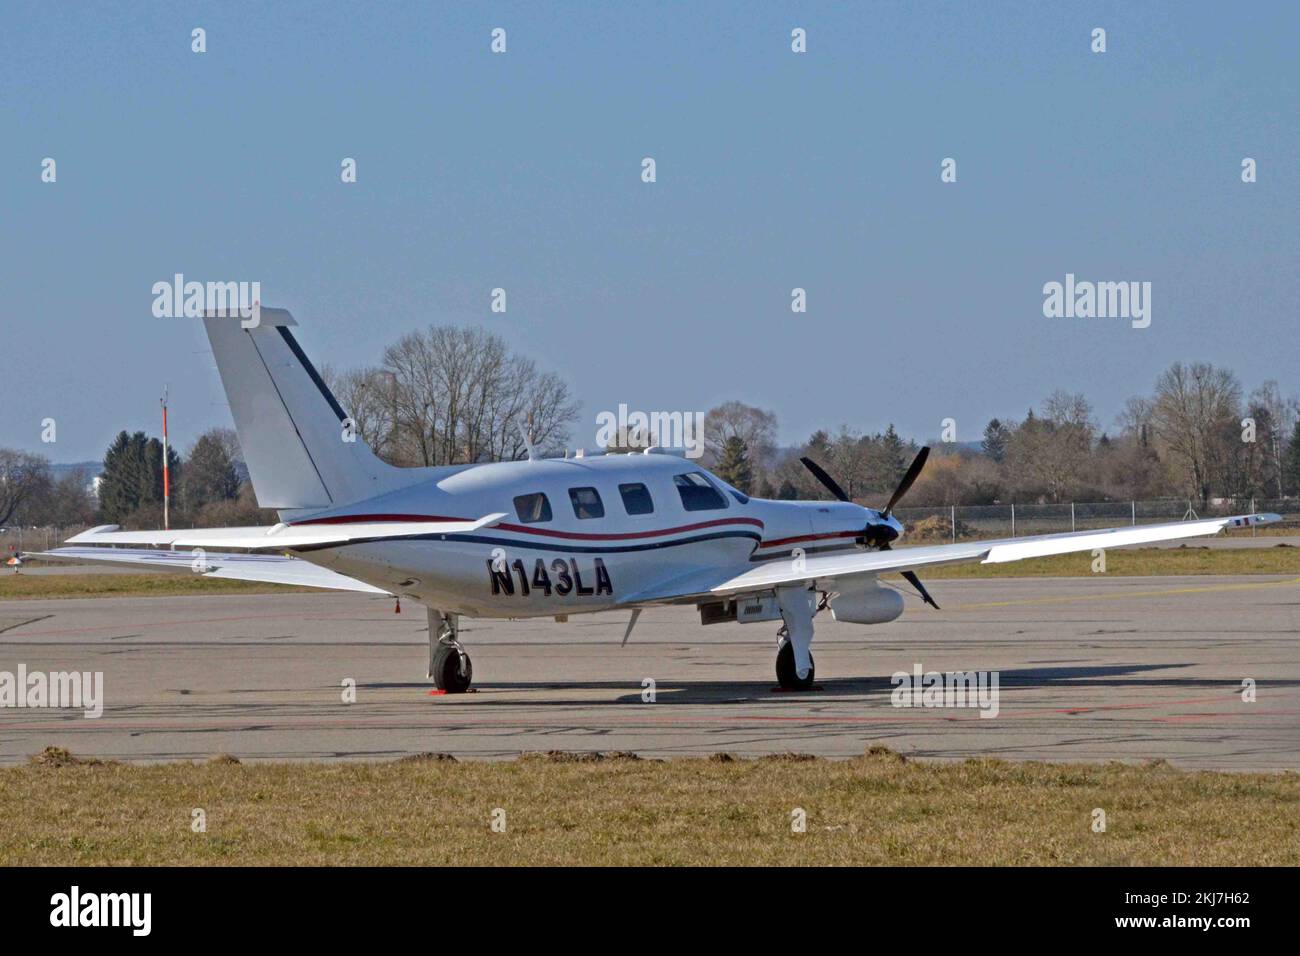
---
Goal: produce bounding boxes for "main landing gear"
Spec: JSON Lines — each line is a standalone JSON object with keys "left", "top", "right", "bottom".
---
{"left": 774, "top": 586, "right": 816, "bottom": 691}
{"left": 428, "top": 608, "right": 472, "bottom": 693}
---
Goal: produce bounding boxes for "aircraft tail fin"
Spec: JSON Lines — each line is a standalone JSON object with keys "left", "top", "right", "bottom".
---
{"left": 202, "top": 308, "right": 406, "bottom": 511}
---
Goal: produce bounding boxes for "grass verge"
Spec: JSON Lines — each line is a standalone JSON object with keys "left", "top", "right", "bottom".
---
{"left": 1, "top": 748, "right": 1296, "bottom": 865}
{"left": 903, "top": 545, "right": 1299, "bottom": 579}
{"left": 0, "top": 573, "right": 307, "bottom": 600}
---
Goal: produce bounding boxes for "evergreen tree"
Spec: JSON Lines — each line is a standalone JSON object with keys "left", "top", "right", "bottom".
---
{"left": 182, "top": 430, "right": 240, "bottom": 513}
{"left": 805, "top": 429, "right": 832, "bottom": 459}
{"left": 98, "top": 431, "right": 179, "bottom": 522}
{"left": 714, "top": 435, "right": 754, "bottom": 494}
{"left": 878, "top": 424, "right": 909, "bottom": 487}
{"left": 98, "top": 431, "right": 138, "bottom": 522}
{"left": 981, "top": 418, "right": 1010, "bottom": 463}
{"left": 1283, "top": 420, "right": 1300, "bottom": 496}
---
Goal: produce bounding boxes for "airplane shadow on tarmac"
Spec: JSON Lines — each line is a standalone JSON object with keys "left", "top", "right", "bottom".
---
{"left": 364, "top": 663, "right": 1300, "bottom": 706}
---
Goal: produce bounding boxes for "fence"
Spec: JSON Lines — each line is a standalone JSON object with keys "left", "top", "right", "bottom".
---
{"left": 890, "top": 498, "right": 1300, "bottom": 543}
{"left": 3, "top": 499, "right": 1299, "bottom": 556}
{"left": 1, "top": 525, "right": 93, "bottom": 559}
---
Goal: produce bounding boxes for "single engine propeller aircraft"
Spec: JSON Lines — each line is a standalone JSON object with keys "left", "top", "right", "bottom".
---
{"left": 36, "top": 310, "right": 1281, "bottom": 691}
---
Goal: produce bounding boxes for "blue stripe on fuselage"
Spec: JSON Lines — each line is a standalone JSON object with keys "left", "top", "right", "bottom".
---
{"left": 292, "top": 529, "right": 763, "bottom": 555}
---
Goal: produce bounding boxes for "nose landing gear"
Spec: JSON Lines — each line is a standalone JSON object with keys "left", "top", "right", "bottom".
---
{"left": 427, "top": 608, "right": 473, "bottom": 693}
{"left": 774, "top": 586, "right": 816, "bottom": 691}
{"left": 775, "top": 634, "right": 815, "bottom": 690}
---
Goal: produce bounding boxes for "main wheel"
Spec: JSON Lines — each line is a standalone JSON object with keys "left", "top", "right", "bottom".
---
{"left": 431, "top": 644, "right": 473, "bottom": 693}
{"left": 775, "top": 639, "right": 815, "bottom": 690}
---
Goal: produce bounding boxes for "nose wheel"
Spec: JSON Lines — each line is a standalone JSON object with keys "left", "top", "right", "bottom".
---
{"left": 428, "top": 608, "right": 473, "bottom": 693}
{"left": 773, "top": 586, "right": 817, "bottom": 690}
{"left": 775, "top": 635, "right": 815, "bottom": 690}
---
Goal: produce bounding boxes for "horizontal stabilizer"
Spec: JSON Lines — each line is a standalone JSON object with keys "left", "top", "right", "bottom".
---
{"left": 65, "top": 514, "right": 508, "bottom": 551}
{"left": 31, "top": 547, "right": 388, "bottom": 594}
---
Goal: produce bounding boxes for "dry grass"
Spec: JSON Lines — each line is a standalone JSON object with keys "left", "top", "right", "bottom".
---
{"left": 1, "top": 748, "right": 1296, "bottom": 865}
{"left": 907, "top": 545, "right": 1300, "bottom": 579}
{"left": 0, "top": 573, "right": 307, "bottom": 600}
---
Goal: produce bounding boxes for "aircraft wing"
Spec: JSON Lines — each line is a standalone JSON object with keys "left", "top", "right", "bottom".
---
{"left": 62, "top": 513, "right": 508, "bottom": 551}
{"left": 27, "top": 547, "right": 389, "bottom": 593}
{"left": 620, "top": 512, "right": 1283, "bottom": 605}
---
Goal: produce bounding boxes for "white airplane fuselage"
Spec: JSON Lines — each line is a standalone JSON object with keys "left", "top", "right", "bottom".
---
{"left": 287, "top": 453, "right": 897, "bottom": 618}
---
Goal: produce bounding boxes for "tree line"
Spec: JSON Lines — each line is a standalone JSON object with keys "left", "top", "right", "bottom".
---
{"left": 0, "top": 428, "right": 269, "bottom": 531}
{"left": 0, "top": 325, "right": 580, "bottom": 531}
{"left": 1, "top": 342, "right": 1295, "bottom": 533}
{"left": 702, "top": 362, "right": 1300, "bottom": 509}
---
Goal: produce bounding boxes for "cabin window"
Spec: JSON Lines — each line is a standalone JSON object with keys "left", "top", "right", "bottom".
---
{"left": 716, "top": 478, "right": 750, "bottom": 504}
{"left": 619, "top": 482, "right": 655, "bottom": 516}
{"left": 569, "top": 486, "right": 605, "bottom": 519}
{"left": 513, "top": 492, "right": 552, "bottom": 524}
{"left": 674, "top": 473, "right": 728, "bottom": 512}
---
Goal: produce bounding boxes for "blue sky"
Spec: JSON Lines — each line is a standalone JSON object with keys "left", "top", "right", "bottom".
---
{"left": 2, "top": 1, "right": 1296, "bottom": 462}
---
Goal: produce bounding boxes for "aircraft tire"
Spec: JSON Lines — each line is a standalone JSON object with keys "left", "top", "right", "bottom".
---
{"left": 432, "top": 645, "right": 473, "bottom": 693}
{"left": 775, "top": 639, "right": 815, "bottom": 691}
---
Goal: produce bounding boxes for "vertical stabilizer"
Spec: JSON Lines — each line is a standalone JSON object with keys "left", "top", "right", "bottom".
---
{"left": 202, "top": 309, "right": 403, "bottom": 510}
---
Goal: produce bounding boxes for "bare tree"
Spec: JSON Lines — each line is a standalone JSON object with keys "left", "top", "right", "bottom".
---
{"left": 1097, "top": 432, "right": 1169, "bottom": 499}
{"left": 1249, "top": 380, "right": 1299, "bottom": 497}
{"left": 208, "top": 427, "right": 244, "bottom": 469}
{"left": 323, "top": 365, "right": 399, "bottom": 461}
{"left": 1042, "top": 391, "right": 1095, "bottom": 431}
{"left": 42, "top": 469, "right": 97, "bottom": 527}
{"left": 1005, "top": 396, "right": 1095, "bottom": 503}
{"left": 377, "top": 326, "right": 579, "bottom": 467}
{"left": 703, "top": 401, "right": 778, "bottom": 470}
{"left": 827, "top": 427, "right": 872, "bottom": 501}
{"left": 1150, "top": 362, "right": 1242, "bottom": 506}
{"left": 0, "top": 449, "right": 51, "bottom": 527}
{"left": 1116, "top": 396, "right": 1153, "bottom": 438}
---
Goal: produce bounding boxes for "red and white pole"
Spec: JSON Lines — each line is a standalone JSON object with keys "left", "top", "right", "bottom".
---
{"left": 161, "top": 386, "right": 170, "bottom": 531}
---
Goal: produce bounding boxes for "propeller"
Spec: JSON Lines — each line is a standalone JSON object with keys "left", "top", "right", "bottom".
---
{"left": 799, "top": 447, "right": 940, "bottom": 609}
{"left": 882, "top": 446, "right": 930, "bottom": 517}
{"left": 799, "top": 456, "right": 849, "bottom": 502}
{"left": 900, "top": 570, "right": 940, "bottom": 609}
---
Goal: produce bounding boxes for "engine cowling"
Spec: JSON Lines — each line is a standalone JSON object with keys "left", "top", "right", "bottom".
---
{"left": 829, "top": 582, "right": 905, "bottom": 625}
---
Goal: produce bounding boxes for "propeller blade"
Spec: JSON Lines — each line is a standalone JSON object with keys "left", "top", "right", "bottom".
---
{"left": 882, "top": 446, "right": 931, "bottom": 516}
{"left": 901, "top": 570, "right": 940, "bottom": 609}
{"left": 799, "top": 456, "right": 850, "bottom": 502}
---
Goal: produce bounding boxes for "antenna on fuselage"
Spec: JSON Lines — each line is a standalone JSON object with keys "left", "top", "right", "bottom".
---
{"left": 517, "top": 419, "right": 536, "bottom": 461}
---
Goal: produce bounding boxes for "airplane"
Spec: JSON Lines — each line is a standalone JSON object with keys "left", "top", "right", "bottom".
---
{"left": 35, "top": 308, "right": 1281, "bottom": 692}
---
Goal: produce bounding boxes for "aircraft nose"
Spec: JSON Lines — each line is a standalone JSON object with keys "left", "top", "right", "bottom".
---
{"left": 862, "top": 510, "right": 900, "bottom": 547}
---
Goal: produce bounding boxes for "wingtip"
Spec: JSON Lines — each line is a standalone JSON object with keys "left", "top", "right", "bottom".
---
{"left": 66, "top": 524, "right": 120, "bottom": 543}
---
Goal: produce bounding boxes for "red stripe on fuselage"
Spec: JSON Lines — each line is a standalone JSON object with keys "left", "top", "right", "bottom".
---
{"left": 754, "top": 529, "right": 861, "bottom": 549}
{"left": 291, "top": 513, "right": 764, "bottom": 541}
{"left": 293, "top": 513, "right": 467, "bottom": 525}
